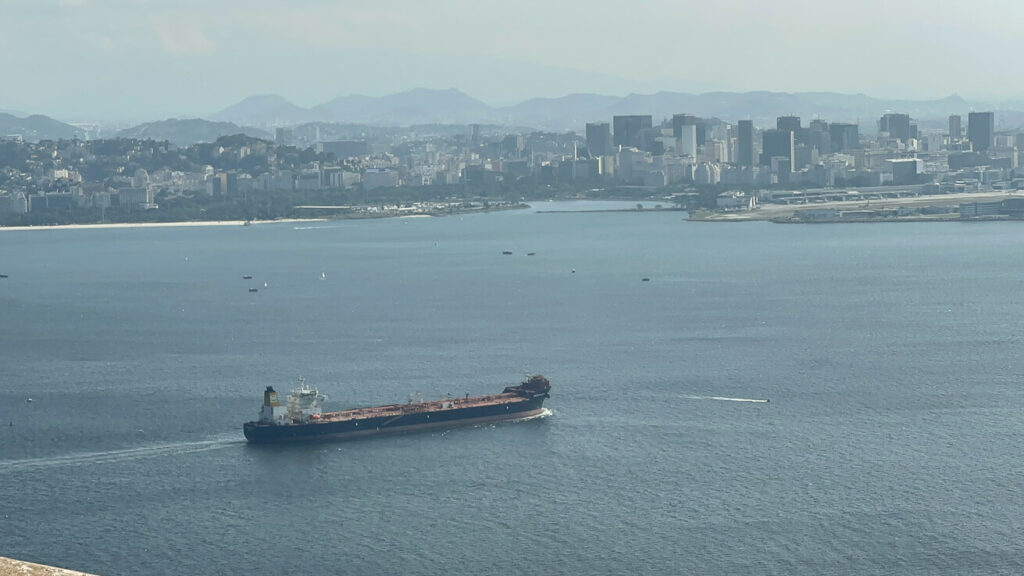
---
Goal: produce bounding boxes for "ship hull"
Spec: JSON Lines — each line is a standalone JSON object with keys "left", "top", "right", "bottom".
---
{"left": 243, "top": 394, "right": 547, "bottom": 444}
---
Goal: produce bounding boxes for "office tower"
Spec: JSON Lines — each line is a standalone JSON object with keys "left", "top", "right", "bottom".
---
{"left": 829, "top": 123, "right": 860, "bottom": 152}
{"left": 672, "top": 114, "right": 695, "bottom": 138}
{"left": 760, "top": 129, "right": 794, "bottom": 171}
{"left": 672, "top": 114, "right": 706, "bottom": 147}
{"left": 777, "top": 116, "right": 801, "bottom": 134}
{"left": 613, "top": 115, "right": 653, "bottom": 149}
{"left": 586, "top": 122, "right": 611, "bottom": 157}
{"left": 949, "top": 115, "right": 962, "bottom": 140}
{"left": 777, "top": 115, "right": 803, "bottom": 147}
{"left": 737, "top": 120, "right": 754, "bottom": 167}
{"left": 968, "top": 111, "right": 994, "bottom": 152}
{"left": 678, "top": 124, "right": 697, "bottom": 157}
{"left": 879, "top": 113, "right": 912, "bottom": 140}
{"left": 808, "top": 119, "right": 831, "bottom": 154}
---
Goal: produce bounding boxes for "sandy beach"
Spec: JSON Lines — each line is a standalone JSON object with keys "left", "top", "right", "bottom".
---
{"left": 0, "top": 555, "right": 97, "bottom": 576}
{"left": 0, "top": 218, "right": 324, "bottom": 232}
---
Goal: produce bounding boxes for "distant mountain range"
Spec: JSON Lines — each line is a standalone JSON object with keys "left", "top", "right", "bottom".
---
{"left": 5, "top": 89, "right": 1024, "bottom": 145}
{"left": 208, "top": 89, "right": 1024, "bottom": 132}
{"left": 0, "top": 113, "right": 86, "bottom": 141}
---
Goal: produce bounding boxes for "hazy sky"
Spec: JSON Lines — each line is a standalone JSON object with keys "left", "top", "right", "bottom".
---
{"left": 2, "top": 0, "right": 1021, "bottom": 121}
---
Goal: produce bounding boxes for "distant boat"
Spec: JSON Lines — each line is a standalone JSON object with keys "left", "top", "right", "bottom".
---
{"left": 249, "top": 288, "right": 259, "bottom": 293}
{"left": 502, "top": 251, "right": 513, "bottom": 255}
{"left": 0, "top": 274, "right": 8, "bottom": 278}
{"left": 321, "top": 272, "right": 326, "bottom": 280}
{"left": 642, "top": 278, "right": 650, "bottom": 282}
{"left": 243, "top": 275, "right": 253, "bottom": 280}
{"left": 527, "top": 252, "right": 536, "bottom": 256}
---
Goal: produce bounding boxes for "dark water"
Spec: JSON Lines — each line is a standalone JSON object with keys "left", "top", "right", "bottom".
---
{"left": 2, "top": 202, "right": 1024, "bottom": 575}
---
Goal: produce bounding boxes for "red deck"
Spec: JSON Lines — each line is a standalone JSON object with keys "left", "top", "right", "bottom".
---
{"left": 312, "top": 392, "right": 529, "bottom": 424}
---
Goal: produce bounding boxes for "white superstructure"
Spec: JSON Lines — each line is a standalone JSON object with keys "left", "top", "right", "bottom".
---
{"left": 258, "top": 378, "right": 326, "bottom": 424}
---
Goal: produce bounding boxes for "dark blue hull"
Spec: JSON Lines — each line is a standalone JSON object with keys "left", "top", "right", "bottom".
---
{"left": 243, "top": 394, "right": 547, "bottom": 444}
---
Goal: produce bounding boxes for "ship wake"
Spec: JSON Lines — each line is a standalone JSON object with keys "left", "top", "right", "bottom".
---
{"left": 513, "top": 407, "right": 554, "bottom": 421}
{"left": 682, "top": 395, "right": 769, "bottom": 404}
{"left": 0, "top": 435, "right": 241, "bottom": 474}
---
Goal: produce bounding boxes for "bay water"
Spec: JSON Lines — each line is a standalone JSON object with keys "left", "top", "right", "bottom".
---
{"left": 2, "top": 202, "right": 1023, "bottom": 575}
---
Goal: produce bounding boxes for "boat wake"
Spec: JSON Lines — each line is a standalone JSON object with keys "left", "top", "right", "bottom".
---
{"left": 0, "top": 435, "right": 241, "bottom": 474}
{"left": 514, "top": 408, "right": 554, "bottom": 421}
{"left": 681, "top": 395, "right": 769, "bottom": 404}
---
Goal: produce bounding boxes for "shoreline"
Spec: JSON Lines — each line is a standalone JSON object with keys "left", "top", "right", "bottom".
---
{"left": 691, "top": 190, "right": 1021, "bottom": 223}
{"left": 0, "top": 218, "right": 324, "bottom": 232}
{"left": 0, "top": 202, "right": 530, "bottom": 232}
{"left": 0, "top": 555, "right": 96, "bottom": 576}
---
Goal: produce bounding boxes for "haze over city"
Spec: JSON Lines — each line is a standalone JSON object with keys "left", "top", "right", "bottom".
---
{"left": 3, "top": 0, "right": 1022, "bottom": 121}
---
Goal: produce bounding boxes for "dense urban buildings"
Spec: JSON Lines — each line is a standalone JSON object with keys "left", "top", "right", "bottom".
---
{"left": 1, "top": 101, "right": 1021, "bottom": 224}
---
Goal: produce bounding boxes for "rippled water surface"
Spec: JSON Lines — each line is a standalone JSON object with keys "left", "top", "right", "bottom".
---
{"left": 2, "top": 203, "right": 1024, "bottom": 575}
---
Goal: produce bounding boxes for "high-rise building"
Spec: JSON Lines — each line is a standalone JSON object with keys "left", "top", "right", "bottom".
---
{"left": 613, "top": 115, "right": 653, "bottom": 149}
{"left": 760, "top": 129, "right": 794, "bottom": 171}
{"left": 672, "top": 114, "right": 706, "bottom": 147}
{"left": 586, "top": 122, "right": 611, "bottom": 157}
{"left": 808, "top": 120, "right": 831, "bottom": 154}
{"left": 777, "top": 116, "right": 803, "bottom": 146}
{"left": 879, "top": 113, "right": 912, "bottom": 140}
{"left": 677, "top": 124, "right": 697, "bottom": 157}
{"left": 736, "top": 120, "right": 754, "bottom": 167}
{"left": 829, "top": 123, "right": 860, "bottom": 152}
{"left": 777, "top": 116, "right": 801, "bottom": 134}
{"left": 672, "top": 114, "right": 695, "bottom": 138}
{"left": 949, "top": 115, "right": 962, "bottom": 140}
{"left": 968, "top": 111, "right": 994, "bottom": 152}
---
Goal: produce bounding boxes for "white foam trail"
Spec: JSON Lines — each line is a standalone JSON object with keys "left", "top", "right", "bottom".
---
{"left": 514, "top": 408, "right": 553, "bottom": 421}
{"left": 0, "top": 436, "right": 241, "bottom": 474}
{"left": 682, "top": 395, "right": 769, "bottom": 404}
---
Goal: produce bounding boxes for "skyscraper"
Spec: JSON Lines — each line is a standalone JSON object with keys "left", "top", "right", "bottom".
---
{"left": 672, "top": 114, "right": 695, "bottom": 138}
{"left": 777, "top": 116, "right": 802, "bottom": 147}
{"left": 967, "top": 111, "right": 994, "bottom": 152}
{"left": 672, "top": 114, "right": 706, "bottom": 147}
{"left": 736, "top": 120, "right": 754, "bottom": 168}
{"left": 879, "top": 113, "right": 912, "bottom": 140}
{"left": 829, "top": 123, "right": 860, "bottom": 152}
{"left": 761, "top": 129, "right": 794, "bottom": 171}
{"left": 613, "top": 115, "right": 653, "bottom": 149}
{"left": 948, "top": 115, "right": 962, "bottom": 140}
{"left": 586, "top": 122, "right": 611, "bottom": 157}
{"left": 808, "top": 119, "right": 831, "bottom": 154}
{"left": 677, "top": 124, "right": 697, "bottom": 157}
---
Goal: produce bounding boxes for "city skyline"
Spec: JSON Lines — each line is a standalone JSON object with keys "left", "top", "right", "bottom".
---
{"left": 2, "top": 0, "right": 1022, "bottom": 121}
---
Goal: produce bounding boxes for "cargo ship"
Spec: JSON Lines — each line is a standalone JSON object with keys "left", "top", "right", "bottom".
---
{"left": 243, "top": 375, "right": 551, "bottom": 443}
